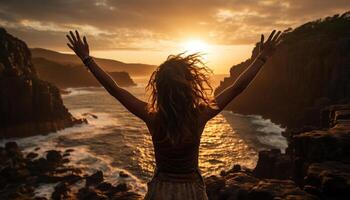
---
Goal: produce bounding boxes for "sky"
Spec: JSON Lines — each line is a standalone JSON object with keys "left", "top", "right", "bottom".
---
{"left": 1, "top": 0, "right": 350, "bottom": 74}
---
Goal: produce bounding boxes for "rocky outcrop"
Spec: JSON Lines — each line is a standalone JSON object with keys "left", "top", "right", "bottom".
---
{"left": 215, "top": 12, "right": 350, "bottom": 129}
{"left": 33, "top": 57, "right": 137, "bottom": 88}
{"left": 0, "top": 142, "right": 141, "bottom": 200}
{"left": 206, "top": 103, "right": 350, "bottom": 199}
{"left": 205, "top": 169, "right": 317, "bottom": 200}
{"left": 0, "top": 28, "right": 85, "bottom": 138}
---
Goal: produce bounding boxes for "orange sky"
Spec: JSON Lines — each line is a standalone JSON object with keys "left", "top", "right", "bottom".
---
{"left": 1, "top": 0, "right": 349, "bottom": 73}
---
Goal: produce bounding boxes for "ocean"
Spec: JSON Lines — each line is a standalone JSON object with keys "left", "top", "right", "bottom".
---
{"left": 0, "top": 75, "right": 287, "bottom": 197}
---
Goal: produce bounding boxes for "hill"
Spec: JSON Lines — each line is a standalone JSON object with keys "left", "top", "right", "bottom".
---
{"left": 33, "top": 57, "right": 136, "bottom": 88}
{"left": 215, "top": 11, "right": 350, "bottom": 129}
{"left": 31, "top": 48, "right": 156, "bottom": 76}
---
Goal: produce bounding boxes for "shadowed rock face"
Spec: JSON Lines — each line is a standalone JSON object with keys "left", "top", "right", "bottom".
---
{"left": 0, "top": 28, "right": 85, "bottom": 138}
{"left": 215, "top": 12, "right": 350, "bottom": 129}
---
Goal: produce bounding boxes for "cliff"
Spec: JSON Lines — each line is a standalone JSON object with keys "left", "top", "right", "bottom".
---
{"left": 31, "top": 48, "right": 156, "bottom": 77}
{"left": 215, "top": 11, "right": 350, "bottom": 129}
{"left": 33, "top": 57, "right": 136, "bottom": 88}
{"left": 0, "top": 28, "right": 85, "bottom": 138}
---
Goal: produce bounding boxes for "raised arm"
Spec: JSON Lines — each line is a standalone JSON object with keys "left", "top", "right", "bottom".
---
{"left": 202, "top": 30, "right": 283, "bottom": 121}
{"left": 66, "top": 30, "right": 150, "bottom": 123}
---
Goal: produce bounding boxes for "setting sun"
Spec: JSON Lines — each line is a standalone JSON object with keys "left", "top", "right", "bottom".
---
{"left": 183, "top": 39, "right": 210, "bottom": 54}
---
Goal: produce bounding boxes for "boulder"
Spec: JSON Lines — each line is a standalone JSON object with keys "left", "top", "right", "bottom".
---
{"left": 86, "top": 170, "right": 104, "bottom": 186}
{"left": 253, "top": 149, "right": 293, "bottom": 179}
{"left": 305, "top": 161, "right": 350, "bottom": 198}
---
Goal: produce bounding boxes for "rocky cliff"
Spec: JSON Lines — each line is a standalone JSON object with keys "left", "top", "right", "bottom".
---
{"left": 33, "top": 57, "right": 136, "bottom": 88}
{"left": 0, "top": 28, "right": 85, "bottom": 138}
{"left": 215, "top": 12, "right": 350, "bottom": 129}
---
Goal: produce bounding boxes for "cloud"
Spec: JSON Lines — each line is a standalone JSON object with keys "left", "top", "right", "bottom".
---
{"left": 0, "top": 0, "right": 349, "bottom": 50}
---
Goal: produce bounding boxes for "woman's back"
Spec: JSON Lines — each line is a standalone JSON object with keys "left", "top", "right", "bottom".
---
{"left": 149, "top": 119, "right": 206, "bottom": 173}
{"left": 145, "top": 117, "right": 208, "bottom": 200}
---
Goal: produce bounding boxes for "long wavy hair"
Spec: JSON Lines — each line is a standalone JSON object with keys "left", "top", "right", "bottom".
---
{"left": 146, "top": 53, "right": 215, "bottom": 145}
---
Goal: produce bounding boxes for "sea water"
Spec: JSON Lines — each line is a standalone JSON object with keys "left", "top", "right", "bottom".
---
{"left": 0, "top": 76, "right": 287, "bottom": 197}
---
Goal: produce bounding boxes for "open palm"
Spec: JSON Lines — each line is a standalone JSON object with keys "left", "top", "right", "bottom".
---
{"left": 66, "top": 30, "right": 90, "bottom": 60}
{"left": 258, "top": 30, "right": 283, "bottom": 59}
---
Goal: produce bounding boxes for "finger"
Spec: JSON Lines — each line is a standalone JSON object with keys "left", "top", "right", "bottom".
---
{"left": 272, "top": 31, "right": 281, "bottom": 42}
{"left": 276, "top": 33, "right": 284, "bottom": 43}
{"left": 69, "top": 31, "right": 77, "bottom": 43}
{"left": 66, "top": 34, "right": 74, "bottom": 45}
{"left": 260, "top": 34, "right": 264, "bottom": 50}
{"left": 67, "top": 43, "right": 75, "bottom": 51}
{"left": 267, "top": 30, "right": 276, "bottom": 42}
{"left": 75, "top": 30, "right": 82, "bottom": 43}
{"left": 83, "top": 36, "right": 88, "bottom": 47}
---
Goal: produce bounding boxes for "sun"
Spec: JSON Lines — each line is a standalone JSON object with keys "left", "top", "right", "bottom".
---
{"left": 182, "top": 39, "right": 210, "bottom": 54}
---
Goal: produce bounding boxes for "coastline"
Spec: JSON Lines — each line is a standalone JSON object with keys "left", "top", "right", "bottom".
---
{"left": 205, "top": 104, "right": 350, "bottom": 199}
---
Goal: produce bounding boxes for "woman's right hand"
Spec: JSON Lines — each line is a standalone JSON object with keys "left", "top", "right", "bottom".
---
{"left": 257, "top": 30, "right": 283, "bottom": 60}
{"left": 66, "top": 30, "right": 90, "bottom": 60}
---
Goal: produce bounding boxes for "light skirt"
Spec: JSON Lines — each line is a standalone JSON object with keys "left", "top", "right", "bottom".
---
{"left": 144, "top": 169, "right": 208, "bottom": 200}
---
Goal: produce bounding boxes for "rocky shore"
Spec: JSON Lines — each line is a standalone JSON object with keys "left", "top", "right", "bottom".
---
{"left": 205, "top": 104, "right": 350, "bottom": 200}
{"left": 0, "top": 142, "right": 142, "bottom": 200}
{"left": 0, "top": 28, "right": 86, "bottom": 138}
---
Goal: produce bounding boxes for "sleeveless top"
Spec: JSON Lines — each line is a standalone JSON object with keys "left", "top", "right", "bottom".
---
{"left": 150, "top": 122, "right": 205, "bottom": 174}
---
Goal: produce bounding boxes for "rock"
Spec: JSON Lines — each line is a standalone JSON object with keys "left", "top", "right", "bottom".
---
{"left": 46, "top": 150, "right": 63, "bottom": 165}
{"left": 0, "top": 28, "right": 85, "bottom": 138}
{"left": 51, "top": 182, "right": 70, "bottom": 200}
{"left": 82, "top": 113, "right": 98, "bottom": 119}
{"left": 86, "top": 170, "right": 104, "bottom": 186}
{"left": 26, "top": 152, "right": 39, "bottom": 160}
{"left": 0, "top": 143, "right": 141, "bottom": 200}
{"left": 305, "top": 161, "right": 350, "bottom": 198}
{"left": 114, "top": 183, "right": 129, "bottom": 192}
{"left": 110, "top": 191, "right": 142, "bottom": 200}
{"left": 62, "top": 153, "right": 70, "bottom": 157}
{"left": 96, "top": 182, "right": 113, "bottom": 191}
{"left": 232, "top": 164, "right": 241, "bottom": 172}
{"left": 119, "top": 171, "right": 129, "bottom": 178}
{"left": 206, "top": 171, "right": 317, "bottom": 200}
{"left": 65, "top": 149, "right": 74, "bottom": 153}
{"left": 5, "top": 142, "right": 23, "bottom": 159}
{"left": 77, "top": 187, "right": 108, "bottom": 200}
{"left": 249, "top": 179, "right": 316, "bottom": 200}
{"left": 205, "top": 175, "right": 226, "bottom": 199}
{"left": 253, "top": 149, "right": 293, "bottom": 179}
{"left": 291, "top": 128, "right": 350, "bottom": 163}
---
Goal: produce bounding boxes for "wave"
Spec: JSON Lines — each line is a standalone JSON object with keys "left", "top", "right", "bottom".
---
{"left": 222, "top": 111, "right": 288, "bottom": 151}
{"left": 0, "top": 108, "right": 147, "bottom": 196}
{"left": 62, "top": 87, "right": 98, "bottom": 97}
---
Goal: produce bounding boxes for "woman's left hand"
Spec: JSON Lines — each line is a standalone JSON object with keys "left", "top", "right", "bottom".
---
{"left": 66, "top": 30, "right": 90, "bottom": 60}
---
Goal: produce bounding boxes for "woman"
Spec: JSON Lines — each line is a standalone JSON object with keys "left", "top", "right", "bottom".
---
{"left": 66, "top": 30, "right": 282, "bottom": 200}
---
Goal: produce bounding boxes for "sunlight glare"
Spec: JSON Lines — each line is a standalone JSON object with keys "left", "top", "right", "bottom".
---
{"left": 183, "top": 39, "right": 210, "bottom": 54}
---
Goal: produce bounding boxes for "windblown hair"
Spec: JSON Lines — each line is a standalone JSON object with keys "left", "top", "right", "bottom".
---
{"left": 146, "top": 53, "right": 215, "bottom": 145}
